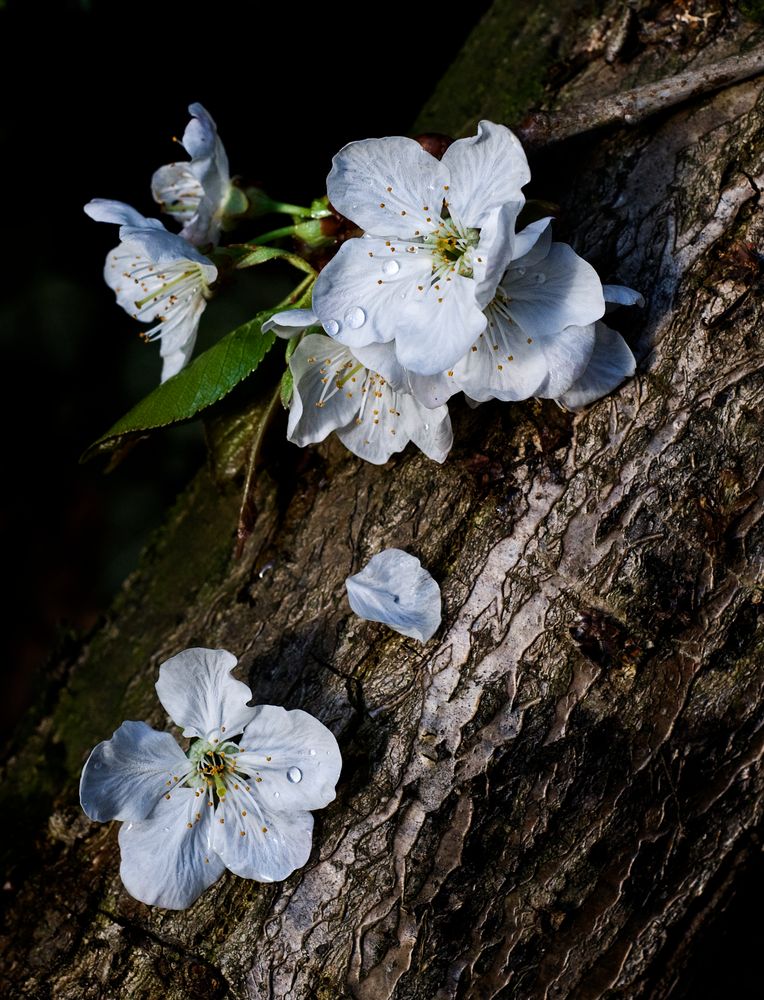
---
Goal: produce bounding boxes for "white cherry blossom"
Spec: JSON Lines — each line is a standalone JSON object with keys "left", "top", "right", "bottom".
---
{"left": 311, "top": 121, "right": 530, "bottom": 375}
{"left": 152, "top": 103, "right": 235, "bottom": 247}
{"left": 346, "top": 549, "right": 442, "bottom": 642}
{"left": 85, "top": 199, "right": 217, "bottom": 382}
{"left": 80, "top": 647, "right": 342, "bottom": 910}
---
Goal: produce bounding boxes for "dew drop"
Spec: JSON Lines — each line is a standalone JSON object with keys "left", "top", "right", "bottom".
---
{"left": 383, "top": 259, "right": 400, "bottom": 276}
{"left": 309, "top": 749, "right": 317, "bottom": 756}
{"left": 286, "top": 767, "right": 303, "bottom": 783}
{"left": 424, "top": 423, "right": 430, "bottom": 431}
{"left": 533, "top": 273, "right": 546, "bottom": 284}
{"left": 344, "top": 307, "right": 366, "bottom": 329}
{"left": 324, "top": 319, "right": 340, "bottom": 336}
{"left": 273, "top": 790, "right": 280, "bottom": 799}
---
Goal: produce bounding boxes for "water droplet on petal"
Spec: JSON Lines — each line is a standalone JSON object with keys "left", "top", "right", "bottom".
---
{"left": 309, "top": 749, "right": 317, "bottom": 756}
{"left": 324, "top": 319, "right": 342, "bottom": 338}
{"left": 286, "top": 767, "right": 303, "bottom": 783}
{"left": 273, "top": 790, "right": 280, "bottom": 799}
{"left": 344, "top": 307, "right": 366, "bottom": 329}
{"left": 424, "top": 423, "right": 430, "bottom": 431}
{"left": 533, "top": 272, "right": 546, "bottom": 284}
{"left": 383, "top": 259, "right": 400, "bottom": 276}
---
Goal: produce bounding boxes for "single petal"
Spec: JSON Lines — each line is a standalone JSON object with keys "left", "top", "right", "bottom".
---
{"left": 236, "top": 705, "right": 342, "bottom": 813}
{"left": 183, "top": 103, "right": 225, "bottom": 161}
{"left": 406, "top": 400, "right": 453, "bottom": 463}
{"left": 603, "top": 284, "right": 645, "bottom": 309}
{"left": 327, "top": 135, "right": 449, "bottom": 239}
{"left": 118, "top": 789, "right": 225, "bottom": 909}
{"left": 80, "top": 720, "right": 191, "bottom": 823}
{"left": 287, "top": 335, "right": 361, "bottom": 446}
{"left": 450, "top": 308, "right": 549, "bottom": 402}
{"left": 555, "top": 322, "right": 636, "bottom": 409}
{"left": 533, "top": 323, "right": 598, "bottom": 398}
{"left": 512, "top": 217, "right": 554, "bottom": 264}
{"left": 155, "top": 647, "right": 256, "bottom": 741}
{"left": 160, "top": 327, "right": 199, "bottom": 383}
{"left": 352, "top": 340, "right": 406, "bottom": 389}
{"left": 473, "top": 201, "right": 524, "bottom": 309}
{"left": 117, "top": 228, "right": 217, "bottom": 278}
{"left": 213, "top": 788, "right": 314, "bottom": 882}
{"left": 262, "top": 309, "right": 319, "bottom": 339}
{"left": 151, "top": 163, "right": 204, "bottom": 227}
{"left": 441, "top": 120, "right": 530, "bottom": 227}
{"left": 346, "top": 548, "right": 441, "bottom": 642}
{"left": 406, "top": 369, "right": 460, "bottom": 409}
{"left": 84, "top": 198, "right": 164, "bottom": 230}
{"left": 502, "top": 242, "right": 605, "bottom": 340}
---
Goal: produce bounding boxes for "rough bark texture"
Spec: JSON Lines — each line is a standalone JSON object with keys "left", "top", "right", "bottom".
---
{"left": 3, "top": 2, "right": 764, "bottom": 997}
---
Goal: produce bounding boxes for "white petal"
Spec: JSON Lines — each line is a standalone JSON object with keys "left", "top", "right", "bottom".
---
{"left": 473, "top": 202, "right": 524, "bottom": 309}
{"left": 603, "top": 284, "right": 645, "bottom": 308}
{"left": 155, "top": 648, "right": 256, "bottom": 741}
{"left": 213, "top": 788, "right": 314, "bottom": 882}
{"left": 160, "top": 330, "right": 198, "bottom": 383}
{"left": 451, "top": 309, "right": 549, "bottom": 402}
{"left": 236, "top": 705, "right": 342, "bottom": 813}
{"left": 84, "top": 199, "right": 164, "bottom": 230}
{"left": 287, "top": 335, "right": 360, "bottom": 446}
{"left": 311, "top": 236, "right": 433, "bottom": 350}
{"left": 512, "top": 217, "right": 554, "bottom": 263}
{"left": 556, "top": 322, "right": 636, "bottom": 409}
{"left": 262, "top": 309, "right": 319, "bottom": 339}
{"left": 405, "top": 400, "right": 453, "bottom": 463}
{"left": 327, "top": 135, "right": 449, "bottom": 239}
{"left": 441, "top": 121, "right": 530, "bottom": 226}
{"left": 533, "top": 323, "right": 598, "bottom": 398}
{"left": 346, "top": 549, "right": 441, "bottom": 642}
{"left": 151, "top": 163, "right": 204, "bottom": 225}
{"left": 351, "top": 340, "right": 406, "bottom": 389}
{"left": 117, "top": 228, "right": 217, "bottom": 279}
{"left": 118, "top": 789, "right": 225, "bottom": 909}
{"left": 502, "top": 242, "right": 605, "bottom": 340}
{"left": 79, "top": 721, "right": 191, "bottom": 823}
{"left": 406, "top": 369, "right": 460, "bottom": 409}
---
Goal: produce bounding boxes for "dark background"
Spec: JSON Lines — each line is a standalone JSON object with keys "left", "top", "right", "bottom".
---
{"left": 0, "top": 1, "right": 490, "bottom": 733}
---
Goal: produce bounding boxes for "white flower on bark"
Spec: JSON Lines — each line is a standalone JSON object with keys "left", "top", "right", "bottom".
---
{"left": 151, "top": 103, "right": 234, "bottom": 248}
{"left": 346, "top": 549, "right": 442, "bottom": 642}
{"left": 79, "top": 648, "right": 342, "bottom": 910}
{"left": 407, "top": 218, "right": 607, "bottom": 407}
{"left": 84, "top": 199, "right": 217, "bottom": 382}
{"left": 311, "top": 121, "right": 530, "bottom": 376}
{"left": 263, "top": 309, "right": 453, "bottom": 464}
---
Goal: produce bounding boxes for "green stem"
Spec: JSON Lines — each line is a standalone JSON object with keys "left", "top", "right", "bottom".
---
{"left": 268, "top": 200, "right": 314, "bottom": 218}
{"left": 252, "top": 224, "right": 300, "bottom": 244}
{"left": 277, "top": 273, "right": 315, "bottom": 308}
{"left": 235, "top": 383, "right": 285, "bottom": 556}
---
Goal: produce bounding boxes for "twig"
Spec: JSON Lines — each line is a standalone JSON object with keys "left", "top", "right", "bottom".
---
{"left": 517, "top": 46, "right": 764, "bottom": 149}
{"left": 235, "top": 384, "right": 284, "bottom": 557}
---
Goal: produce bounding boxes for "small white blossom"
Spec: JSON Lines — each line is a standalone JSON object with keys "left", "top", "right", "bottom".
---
{"left": 79, "top": 648, "right": 341, "bottom": 910}
{"left": 152, "top": 103, "right": 234, "bottom": 247}
{"left": 264, "top": 311, "right": 453, "bottom": 465}
{"left": 311, "top": 121, "right": 530, "bottom": 376}
{"left": 84, "top": 199, "right": 217, "bottom": 382}
{"left": 346, "top": 549, "right": 442, "bottom": 642}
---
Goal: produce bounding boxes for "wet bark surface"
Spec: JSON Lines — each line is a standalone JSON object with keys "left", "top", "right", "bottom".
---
{"left": 2, "top": 2, "right": 764, "bottom": 997}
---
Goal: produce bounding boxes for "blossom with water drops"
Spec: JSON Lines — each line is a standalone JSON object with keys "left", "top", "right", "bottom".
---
{"left": 264, "top": 311, "right": 453, "bottom": 464}
{"left": 311, "top": 120, "right": 530, "bottom": 375}
{"left": 152, "top": 103, "right": 239, "bottom": 248}
{"left": 79, "top": 647, "right": 342, "bottom": 909}
{"left": 346, "top": 549, "right": 442, "bottom": 642}
{"left": 84, "top": 199, "right": 217, "bottom": 382}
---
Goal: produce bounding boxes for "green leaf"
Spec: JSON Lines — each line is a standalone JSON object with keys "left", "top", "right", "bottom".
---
{"left": 216, "top": 244, "right": 316, "bottom": 276}
{"left": 82, "top": 311, "right": 277, "bottom": 463}
{"left": 279, "top": 368, "right": 294, "bottom": 409}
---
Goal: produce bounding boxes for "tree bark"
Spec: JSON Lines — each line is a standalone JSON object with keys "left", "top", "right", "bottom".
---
{"left": 3, "top": 2, "right": 764, "bottom": 997}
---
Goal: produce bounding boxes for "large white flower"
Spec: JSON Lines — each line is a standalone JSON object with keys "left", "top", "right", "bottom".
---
{"left": 79, "top": 647, "right": 342, "bottom": 910}
{"left": 275, "top": 322, "right": 453, "bottom": 464}
{"left": 311, "top": 121, "right": 530, "bottom": 376}
{"left": 407, "top": 218, "right": 607, "bottom": 407}
{"left": 85, "top": 198, "right": 217, "bottom": 382}
{"left": 151, "top": 103, "right": 235, "bottom": 247}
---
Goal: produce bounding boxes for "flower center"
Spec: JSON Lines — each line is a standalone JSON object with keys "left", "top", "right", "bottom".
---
{"left": 424, "top": 220, "right": 480, "bottom": 279}
{"left": 187, "top": 739, "right": 242, "bottom": 801}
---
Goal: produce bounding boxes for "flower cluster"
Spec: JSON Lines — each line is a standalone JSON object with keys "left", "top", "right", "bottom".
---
{"left": 270, "top": 121, "right": 641, "bottom": 464}
{"left": 80, "top": 648, "right": 342, "bottom": 909}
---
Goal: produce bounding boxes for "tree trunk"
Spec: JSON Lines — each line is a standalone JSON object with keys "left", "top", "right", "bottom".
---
{"left": 3, "top": 3, "right": 764, "bottom": 997}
